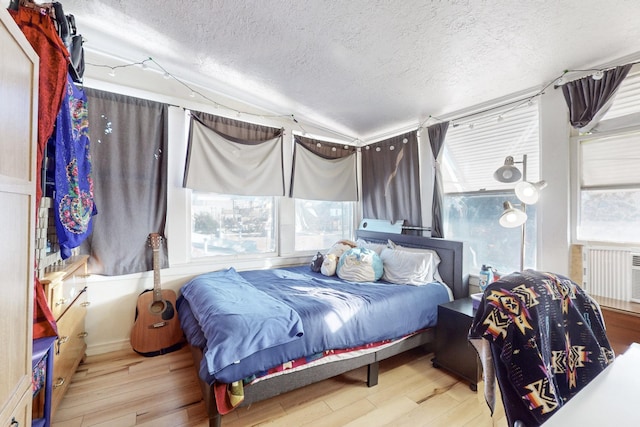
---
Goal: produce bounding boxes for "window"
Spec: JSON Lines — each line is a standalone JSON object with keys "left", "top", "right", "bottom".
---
{"left": 191, "top": 192, "right": 276, "bottom": 257}
{"left": 294, "top": 199, "right": 355, "bottom": 251}
{"left": 577, "top": 132, "right": 640, "bottom": 244}
{"left": 575, "top": 67, "right": 640, "bottom": 244}
{"left": 441, "top": 101, "right": 540, "bottom": 273}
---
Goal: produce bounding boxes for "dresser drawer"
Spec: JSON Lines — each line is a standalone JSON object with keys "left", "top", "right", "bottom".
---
{"left": 41, "top": 255, "right": 88, "bottom": 320}
{"left": 48, "top": 279, "right": 67, "bottom": 320}
{"left": 52, "top": 289, "right": 88, "bottom": 415}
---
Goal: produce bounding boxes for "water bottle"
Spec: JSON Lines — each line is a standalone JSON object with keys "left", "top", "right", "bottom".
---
{"left": 479, "top": 264, "right": 492, "bottom": 292}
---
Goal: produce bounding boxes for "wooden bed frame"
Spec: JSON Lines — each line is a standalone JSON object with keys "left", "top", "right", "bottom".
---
{"left": 188, "top": 231, "right": 466, "bottom": 427}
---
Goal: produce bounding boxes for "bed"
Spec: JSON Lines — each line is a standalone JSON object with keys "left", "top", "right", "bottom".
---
{"left": 177, "top": 230, "right": 466, "bottom": 427}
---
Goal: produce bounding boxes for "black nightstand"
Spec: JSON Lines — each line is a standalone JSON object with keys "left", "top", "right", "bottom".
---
{"left": 432, "top": 297, "right": 482, "bottom": 391}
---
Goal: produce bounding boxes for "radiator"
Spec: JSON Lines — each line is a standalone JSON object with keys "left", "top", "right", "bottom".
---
{"left": 582, "top": 246, "right": 640, "bottom": 302}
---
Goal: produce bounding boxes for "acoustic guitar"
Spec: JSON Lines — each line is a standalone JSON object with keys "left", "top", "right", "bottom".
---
{"left": 130, "top": 233, "right": 184, "bottom": 356}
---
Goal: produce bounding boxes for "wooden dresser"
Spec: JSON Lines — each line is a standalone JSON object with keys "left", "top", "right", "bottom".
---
{"left": 0, "top": 7, "right": 38, "bottom": 427}
{"left": 594, "top": 296, "right": 640, "bottom": 356}
{"left": 40, "top": 255, "right": 90, "bottom": 417}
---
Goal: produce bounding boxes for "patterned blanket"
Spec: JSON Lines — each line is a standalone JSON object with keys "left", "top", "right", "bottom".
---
{"left": 469, "top": 270, "right": 614, "bottom": 426}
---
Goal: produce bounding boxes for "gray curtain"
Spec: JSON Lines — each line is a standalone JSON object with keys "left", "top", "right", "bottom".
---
{"left": 361, "top": 131, "right": 421, "bottom": 231}
{"left": 290, "top": 135, "right": 358, "bottom": 201}
{"left": 183, "top": 112, "right": 284, "bottom": 196}
{"left": 80, "top": 89, "right": 168, "bottom": 276}
{"left": 428, "top": 122, "right": 450, "bottom": 238}
{"left": 562, "top": 64, "right": 632, "bottom": 132}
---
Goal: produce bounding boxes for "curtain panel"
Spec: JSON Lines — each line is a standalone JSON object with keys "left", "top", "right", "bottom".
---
{"left": 361, "top": 131, "right": 422, "bottom": 229}
{"left": 183, "top": 112, "right": 285, "bottom": 196}
{"left": 80, "top": 89, "right": 169, "bottom": 276}
{"left": 561, "top": 64, "right": 633, "bottom": 132}
{"left": 427, "top": 122, "right": 450, "bottom": 238}
{"left": 290, "top": 135, "right": 358, "bottom": 201}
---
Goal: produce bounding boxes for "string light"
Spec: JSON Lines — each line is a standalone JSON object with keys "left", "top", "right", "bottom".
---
{"left": 86, "top": 56, "right": 357, "bottom": 144}
{"left": 426, "top": 62, "right": 637, "bottom": 130}
{"left": 86, "top": 56, "right": 638, "bottom": 143}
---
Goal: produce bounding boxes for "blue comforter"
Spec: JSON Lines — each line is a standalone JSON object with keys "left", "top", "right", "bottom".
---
{"left": 178, "top": 265, "right": 451, "bottom": 384}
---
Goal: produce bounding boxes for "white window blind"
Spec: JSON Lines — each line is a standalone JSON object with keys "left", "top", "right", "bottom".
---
{"left": 442, "top": 102, "right": 540, "bottom": 193}
{"left": 581, "top": 132, "right": 640, "bottom": 188}
{"left": 599, "top": 66, "right": 640, "bottom": 121}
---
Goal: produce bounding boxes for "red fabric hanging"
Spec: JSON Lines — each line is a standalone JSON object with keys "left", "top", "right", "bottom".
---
{"left": 10, "top": 6, "right": 70, "bottom": 339}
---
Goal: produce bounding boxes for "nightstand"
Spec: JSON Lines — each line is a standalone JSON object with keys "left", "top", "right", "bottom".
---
{"left": 432, "top": 298, "right": 482, "bottom": 391}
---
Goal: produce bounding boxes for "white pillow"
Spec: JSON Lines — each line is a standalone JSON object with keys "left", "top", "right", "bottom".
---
{"left": 380, "top": 247, "right": 437, "bottom": 285}
{"left": 386, "top": 241, "right": 443, "bottom": 283}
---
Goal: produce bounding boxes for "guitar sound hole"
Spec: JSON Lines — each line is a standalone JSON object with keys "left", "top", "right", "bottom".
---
{"left": 149, "top": 300, "right": 166, "bottom": 314}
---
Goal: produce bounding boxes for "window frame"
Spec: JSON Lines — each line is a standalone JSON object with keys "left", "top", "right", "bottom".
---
{"left": 440, "top": 99, "right": 541, "bottom": 273}
{"left": 571, "top": 124, "right": 640, "bottom": 245}
{"left": 570, "top": 66, "right": 640, "bottom": 246}
{"left": 189, "top": 191, "right": 279, "bottom": 260}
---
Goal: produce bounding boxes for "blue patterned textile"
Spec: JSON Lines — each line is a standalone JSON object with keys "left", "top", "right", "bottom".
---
{"left": 51, "top": 74, "right": 97, "bottom": 258}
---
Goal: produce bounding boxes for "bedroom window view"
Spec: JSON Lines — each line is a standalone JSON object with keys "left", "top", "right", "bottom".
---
{"left": 191, "top": 192, "right": 276, "bottom": 257}
{"left": 441, "top": 100, "right": 540, "bottom": 274}
{"left": 294, "top": 199, "right": 355, "bottom": 251}
{"left": 578, "top": 132, "right": 640, "bottom": 244}
{"left": 444, "top": 192, "right": 537, "bottom": 274}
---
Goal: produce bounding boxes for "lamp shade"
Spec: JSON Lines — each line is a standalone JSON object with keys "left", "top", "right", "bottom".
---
{"left": 499, "top": 201, "right": 527, "bottom": 228}
{"left": 494, "top": 156, "right": 522, "bottom": 183}
{"left": 515, "top": 180, "right": 547, "bottom": 204}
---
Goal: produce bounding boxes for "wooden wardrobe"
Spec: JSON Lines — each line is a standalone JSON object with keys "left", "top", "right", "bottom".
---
{"left": 0, "top": 7, "right": 38, "bottom": 426}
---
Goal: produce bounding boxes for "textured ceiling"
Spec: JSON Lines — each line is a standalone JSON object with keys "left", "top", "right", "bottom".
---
{"left": 62, "top": 0, "right": 640, "bottom": 141}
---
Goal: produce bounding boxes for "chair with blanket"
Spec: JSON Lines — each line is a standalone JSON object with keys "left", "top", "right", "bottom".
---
{"left": 468, "top": 270, "right": 615, "bottom": 427}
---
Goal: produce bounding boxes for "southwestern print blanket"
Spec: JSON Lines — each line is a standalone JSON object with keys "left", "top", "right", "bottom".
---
{"left": 469, "top": 270, "right": 614, "bottom": 427}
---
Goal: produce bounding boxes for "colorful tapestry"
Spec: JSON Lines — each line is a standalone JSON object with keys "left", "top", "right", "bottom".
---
{"left": 51, "top": 75, "right": 97, "bottom": 259}
{"left": 469, "top": 270, "right": 614, "bottom": 426}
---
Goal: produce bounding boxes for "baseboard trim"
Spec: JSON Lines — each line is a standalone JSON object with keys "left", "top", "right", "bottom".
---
{"left": 87, "top": 339, "right": 131, "bottom": 356}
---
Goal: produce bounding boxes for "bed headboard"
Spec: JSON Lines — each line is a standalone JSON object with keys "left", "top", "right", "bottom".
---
{"left": 356, "top": 230, "right": 467, "bottom": 300}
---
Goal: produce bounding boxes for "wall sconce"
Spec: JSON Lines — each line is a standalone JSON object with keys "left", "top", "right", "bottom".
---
{"left": 494, "top": 154, "right": 546, "bottom": 271}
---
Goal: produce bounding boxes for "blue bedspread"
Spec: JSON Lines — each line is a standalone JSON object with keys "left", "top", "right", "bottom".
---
{"left": 178, "top": 265, "right": 451, "bottom": 384}
{"left": 180, "top": 268, "right": 304, "bottom": 375}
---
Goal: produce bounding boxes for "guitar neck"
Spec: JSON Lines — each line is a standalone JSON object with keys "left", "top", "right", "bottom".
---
{"left": 152, "top": 247, "right": 162, "bottom": 302}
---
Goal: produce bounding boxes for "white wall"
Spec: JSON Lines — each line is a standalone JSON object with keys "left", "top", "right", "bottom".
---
{"left": 537, "top": 87, "right": 572, "bottom": 273}
{"left": 79, "top": 53, "right": 577, "bottom": 355}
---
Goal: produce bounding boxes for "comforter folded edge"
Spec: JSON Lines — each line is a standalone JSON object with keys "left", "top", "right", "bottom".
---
{"left": 180, "top": 267, "right": 304, "bottom": 375}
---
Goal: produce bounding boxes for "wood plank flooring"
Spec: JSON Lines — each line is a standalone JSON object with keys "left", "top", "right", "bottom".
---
{"left": 52, "top": 346, "right": 507, "bottom": 427}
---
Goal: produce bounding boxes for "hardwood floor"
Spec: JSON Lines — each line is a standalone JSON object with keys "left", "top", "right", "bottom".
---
{"left": 52, "top": 346, "right": 507, "bottom": 427}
